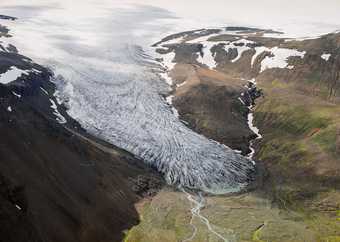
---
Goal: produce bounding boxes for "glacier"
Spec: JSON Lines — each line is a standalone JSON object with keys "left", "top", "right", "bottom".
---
{"left": 0, "top": 1, "right": 254, "bottom": 194}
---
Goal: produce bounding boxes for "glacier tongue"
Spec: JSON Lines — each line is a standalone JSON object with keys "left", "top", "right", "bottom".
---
{"left": 0, "top": 3, "right": 254, "bottom": 194}
{"left": 54, "top": 49, "right": 254, "bottom": 194}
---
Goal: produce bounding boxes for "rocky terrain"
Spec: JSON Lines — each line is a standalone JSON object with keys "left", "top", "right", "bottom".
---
{"left": 125, "top": 27, "right": 340, "bottom": 242}
{"left": 0, "top": 17, "right": 163, "bottom": 242}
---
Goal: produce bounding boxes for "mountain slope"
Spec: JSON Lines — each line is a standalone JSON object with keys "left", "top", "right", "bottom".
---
{"left": 0, "top": 21, "right": 163, "bottom": 242}
{"left": 125, "top": 27, "right": 340, "bottom": 242}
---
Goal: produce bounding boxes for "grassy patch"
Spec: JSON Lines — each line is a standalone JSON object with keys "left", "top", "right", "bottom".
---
{"left": 312, "top": 126, "right": 337, "bottom": 156}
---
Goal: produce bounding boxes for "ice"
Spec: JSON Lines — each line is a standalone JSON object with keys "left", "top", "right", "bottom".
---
{"left": 0, "top": 3, "right": 254, "bottom": 194}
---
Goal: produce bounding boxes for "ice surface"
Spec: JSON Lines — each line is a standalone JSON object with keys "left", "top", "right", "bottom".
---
{"left": 0, "top": 2, "right": 255, "bottom": 194}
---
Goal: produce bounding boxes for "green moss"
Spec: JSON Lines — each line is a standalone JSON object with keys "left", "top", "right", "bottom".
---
{"left": 312, "top": 126, "right": 337, "bottom": 156}
{"left": 322, "top": 236, "right": 340, "bottom": 242}
{"left": 257, "top": 105, "right": 329, "bottom": 136}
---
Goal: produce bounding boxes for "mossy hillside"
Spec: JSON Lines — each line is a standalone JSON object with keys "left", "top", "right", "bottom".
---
{"left": 253, "top": 84, "right": 340, "bottom": 239}
{"left": 124, "top": 191, "right": 193, "bottom": 242}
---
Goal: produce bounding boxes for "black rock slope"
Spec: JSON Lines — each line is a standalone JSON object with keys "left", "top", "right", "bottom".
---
{"left": 0, "top": 44, "right": 163, "bottom": 242}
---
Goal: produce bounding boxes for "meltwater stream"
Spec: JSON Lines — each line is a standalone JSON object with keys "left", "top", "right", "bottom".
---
{"left": 0, "top": 1, "right": 254, "bottom": 194}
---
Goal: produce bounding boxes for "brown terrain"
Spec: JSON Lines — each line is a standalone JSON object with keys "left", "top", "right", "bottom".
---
{"left": 125, "top": 28, "right": 340, "bottom": 242}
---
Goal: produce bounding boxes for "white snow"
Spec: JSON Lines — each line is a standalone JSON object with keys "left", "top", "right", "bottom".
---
{"left": 251, "top": 46, "right": 269, "bottom": 67}
{"left": 248, "top": 113, "right": 262, "bottom": 140}
{"left": 247, "top": 112, "right": 262, "bottom": 161}
{"left": 166, "top": 95, "right": 179, "bottom": 118}
{"left": 161, "top": 51, "right": 176, "bottom": 70}
{"left": 188, "top": 33, "right": 255, "bottom": 68}
{"left": 226, "top": 39, "right": 255, "bottom": 63}
{"left": 260, "top": 47, "right": 306, "bottom": 72}
{"left": 197, "top": 41, "right": 217, "bottom": 69}
{"left": 40, "top": 87, "right": 49, "bottom": 95}
{"left": 247, "top": 109, "right": 262, "bottom": 160}
{"left": 251, "top": 46, "right": 306, "bottom": 71}
{"left": 12, "top": 91, "right": 21, "bottom": 98}
{"left": 49, "top": 99, "right": 67, "bottom": 124}
{"left": 177, "top": 81, "right": 187, "bottom": 88}
{"left": 159, "top": 72, "right": 173, "bottom": 86}
{"left": 7, "top": 106, "right": 12, "bottom": 112}
{"left": 186, "top": 31, "right": 224, "bottom": 69}
{"left": 321, "top": 53, "right": 331, "bottom": 61}
{"left": 238, "top": 79, "right": 262, "bottom": 162}
{"left": 238, "top": 97, "right": 245, "bottom": 105}
{"left": 0, "top": 66, "right": 29, "bottom": 84}
{"left": 160, "top": 36, "right": 186, "bottom": 45}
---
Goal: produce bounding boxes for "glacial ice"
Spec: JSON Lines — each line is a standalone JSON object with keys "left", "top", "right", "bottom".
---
{"left": 0, "top": 4, "right": 254, "bottom": 194}
{"left": 52, "top": 51, "right": 254, "bottom": 194}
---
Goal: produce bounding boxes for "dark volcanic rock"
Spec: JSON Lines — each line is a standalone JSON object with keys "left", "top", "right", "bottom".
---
{"left": 174, "top": 82, "right": 255, "bottom": 155}
{"left": 0, "top": 15, "right": 17, "bottom": 21}
{"left": 0, "top": 47, "right": 164, "bottom": 242}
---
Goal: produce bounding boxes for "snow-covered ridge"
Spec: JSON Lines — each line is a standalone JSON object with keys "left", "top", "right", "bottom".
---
{"left": 157, "top": 28, "right": 307, "bottom": 72}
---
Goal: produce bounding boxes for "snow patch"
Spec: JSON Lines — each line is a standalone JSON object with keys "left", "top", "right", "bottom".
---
{"left": 177, "top": 81, "right": 187, "bottom": 88}
{"left": 226, "top": 39, "right": 255, "bottom": 63}
{"left": 197, "top": 41, "right": 217, "bottom": 69}
{"left": 251, "top": 46, "right": 269, "bottom": 67}
{"left": 40, "top": 87, "right": 49, "bottom": 95}
{"left": 49, "top": 99, "right": 67, "bottom": 124}
{"left": 12, "top": 91, "right": 21, "bottom": 98}
{"left": 260, "top": 47, "right": 306, "bottom": 72}
{"left": 0, "top": 66, "right": 29, "bottom": 84}
{"left": 321, "top": 53, "right": 331, "bottom": 61}
{"left": 166, "top": 95, "right": 179, "bottom": 118}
